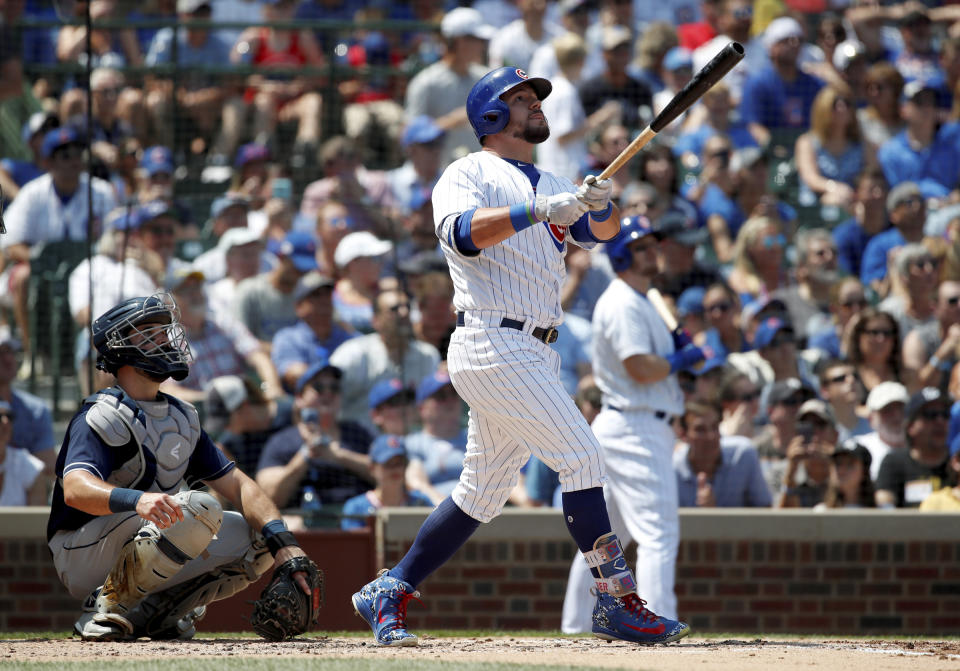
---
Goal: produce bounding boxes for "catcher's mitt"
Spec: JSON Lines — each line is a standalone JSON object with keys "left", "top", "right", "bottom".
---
{"left": 250, "top": 555, "right": 324, "bottom": 641}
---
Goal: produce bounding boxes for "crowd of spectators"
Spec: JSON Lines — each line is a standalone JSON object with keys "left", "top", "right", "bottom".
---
{"left": 3, "top": 0, "right": 960, "bottom": 522}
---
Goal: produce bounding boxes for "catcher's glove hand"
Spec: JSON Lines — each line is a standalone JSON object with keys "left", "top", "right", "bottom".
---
{"left": 250, "top": 555, "right": 324, "bottom": 641}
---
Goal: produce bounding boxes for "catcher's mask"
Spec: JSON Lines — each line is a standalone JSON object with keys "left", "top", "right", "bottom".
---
{"left": 92, "top": 292, "right": 193, "bottom": 381}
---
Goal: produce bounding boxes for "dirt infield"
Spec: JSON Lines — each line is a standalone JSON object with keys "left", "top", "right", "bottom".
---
{"left": 4, "top": 636, "right": 960, "bottom": 669}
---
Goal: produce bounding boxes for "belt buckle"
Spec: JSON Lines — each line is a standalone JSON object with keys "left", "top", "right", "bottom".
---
{"left": 542, "top": 327, "right": 559, "bottom": 344}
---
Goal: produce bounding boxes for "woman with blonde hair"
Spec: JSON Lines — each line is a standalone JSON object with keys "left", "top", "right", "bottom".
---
{"left": 795, "top": 86, "right": 874, "bottom": 209}
{"left": 857, "top": 63, "right": 905, "bottom": 148}
{"left": 726, "top": 215, "right": 789, "bottom": 303}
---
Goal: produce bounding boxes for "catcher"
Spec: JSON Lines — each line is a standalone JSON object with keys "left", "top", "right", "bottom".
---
{"left": 46, "top": 293, "right": 322, "bottom": 642}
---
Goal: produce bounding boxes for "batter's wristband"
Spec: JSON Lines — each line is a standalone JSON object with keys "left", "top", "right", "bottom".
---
{"left": 590, "top": 202, "right": 613, "bottom": 222}
{"left": 509, "top": 201, "right": 537, "bottom": 233}
{"left": 108, "top": 487, "right": 143, "bottom": 513}
{"left": 262, "top": 519, "right": 300, "bottom": 557}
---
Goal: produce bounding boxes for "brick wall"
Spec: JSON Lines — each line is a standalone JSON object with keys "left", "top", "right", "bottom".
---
{"left": 3, "top": 507, "right": 960, "bottom": 634}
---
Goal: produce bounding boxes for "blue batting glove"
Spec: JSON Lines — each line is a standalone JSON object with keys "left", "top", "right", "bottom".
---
{"left": 671, "top": 328, "right": 692, "bottom": 350}
{"left": 666, "top": 344, "right": 706, "bottom": 374}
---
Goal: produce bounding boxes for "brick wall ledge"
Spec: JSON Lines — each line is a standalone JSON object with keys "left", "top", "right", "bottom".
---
{"left": 377, "top": 508, "right": 960, "bottom": 543}
{"left": 5, "top": 506, "right": 958, "bottom": 541}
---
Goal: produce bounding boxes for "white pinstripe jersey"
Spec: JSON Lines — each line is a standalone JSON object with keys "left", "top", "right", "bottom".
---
{"left": 592, "top": 278, "right": 684, "bottom": 415}
{"left": 433, "top": 150, "right": 597, "bottom": 326}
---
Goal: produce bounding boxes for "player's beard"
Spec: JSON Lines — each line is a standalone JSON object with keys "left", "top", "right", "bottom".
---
{"left": 519, "top": 118, "right": 550, "bottom": 144}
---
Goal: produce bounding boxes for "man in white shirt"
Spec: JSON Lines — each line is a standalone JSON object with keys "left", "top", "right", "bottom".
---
{"left": 489, "top": 0, "right": 564, "bottom": 72}
{"left": 1, "top": 126, "right": 116, "bottom": 360}
{"left": 692, "top": 0, "right": 767, "bottom": 102}
{"left": 858, "top": 381, "right": 909, "bottom": 482}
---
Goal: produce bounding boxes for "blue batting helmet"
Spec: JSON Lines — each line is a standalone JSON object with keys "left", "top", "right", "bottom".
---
{"left": 605, "top": 215, "right": 660, "bottom": 272}
{"left": 466, "top": 67, "right": 552, "bottom": 140}
{"left": 92, "top": 292, "right": 193, "bottom": 381}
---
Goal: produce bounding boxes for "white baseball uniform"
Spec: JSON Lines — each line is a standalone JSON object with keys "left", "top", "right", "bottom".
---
{"left": 433, "top": 150, "right": 607, "bottom": 523}
{"left": 562, "top": 277, "right": 684, "bottom": 629}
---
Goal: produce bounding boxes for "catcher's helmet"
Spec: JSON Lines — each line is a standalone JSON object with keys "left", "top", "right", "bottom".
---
{"left": 605, "top": 215, "right": 661, "bottom": 272}
{"left": 466, "top": 67, "right": 552, "bottom": 140}
{"left": 92, "top": 292, "right": 192, "bottom": 381}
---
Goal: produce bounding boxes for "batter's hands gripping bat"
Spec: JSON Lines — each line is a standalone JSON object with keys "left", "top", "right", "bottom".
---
{"left": 647, "top": 287, "right": 706, "bottom": 371}
{"left": 596, "top": 42, "right": 745, "bottom": 181}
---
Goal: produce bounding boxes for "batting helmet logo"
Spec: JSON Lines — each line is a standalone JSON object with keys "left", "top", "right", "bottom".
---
{"left": 466, "top": 67, "right": 552, "bottom": 140}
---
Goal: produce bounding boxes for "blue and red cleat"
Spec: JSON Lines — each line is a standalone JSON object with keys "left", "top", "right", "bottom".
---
{"left": 352, "top": 569, "right": 422, "bottom": 646}
{"left": 592, "top": 592, "right": 691, "bottom": 644}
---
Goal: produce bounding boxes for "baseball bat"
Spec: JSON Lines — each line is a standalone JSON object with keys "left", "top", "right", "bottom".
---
{"left": 596, "top": 41, "right": 745, "bottom": 181}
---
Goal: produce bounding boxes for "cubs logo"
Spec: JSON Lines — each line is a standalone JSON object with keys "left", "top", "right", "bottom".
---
{"left": 544, "top": 221, "right": 566, "bottom": 250}
{"left": 516, "top": 69, "right": 529, "bottom": 80}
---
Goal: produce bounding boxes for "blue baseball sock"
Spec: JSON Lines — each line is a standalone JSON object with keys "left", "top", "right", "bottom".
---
{"left": 389, "top": 497, "right": 481, "bottom": 589}
{"left": 562, "top": 487, "right": 613, "bottom": 578}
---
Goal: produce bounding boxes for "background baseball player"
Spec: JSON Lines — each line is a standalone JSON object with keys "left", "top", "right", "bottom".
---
{"left": 352, "top": 67, "right": 690, "bottom": 647}
{"left": 46, "top": 292, "right": 318, "bottom": 641}
{"left": 562, "top": 216, "right": 705, "bottom": 633}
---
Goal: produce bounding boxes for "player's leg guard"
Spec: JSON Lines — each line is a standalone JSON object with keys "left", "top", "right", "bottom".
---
{"left": 585, "top": 532, "right": 690, "bottom": 645}
{"left": 84, "top": 491, "right": 222, "bottom": 640}
{"left": 130, "top": 522, "right": 273, "bottom": 638}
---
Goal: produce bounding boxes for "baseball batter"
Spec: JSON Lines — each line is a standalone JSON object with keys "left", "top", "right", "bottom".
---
{"left": 561, "top": 216, "right": 705, "bottom": 633}
{"left": 352, "top": 67, "right": 691, "bottom": 647}
{"left": 46, "top": 293, "right": 312, "bottom": 641}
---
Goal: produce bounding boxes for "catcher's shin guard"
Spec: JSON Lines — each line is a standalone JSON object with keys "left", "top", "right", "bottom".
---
{"left": 582, "top": 532, "right": 636, "bottom": 597}
{"left": 131, "top": 521, "right": 273, "bottom": 637}
{"left": 93, "top": 491, "right": 222, "bottom": 635}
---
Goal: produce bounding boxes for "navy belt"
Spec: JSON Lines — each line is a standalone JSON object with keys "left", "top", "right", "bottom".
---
{"left": 456, "top": 312, "right": 559, "bottom": 344}
{"left": 604, "top": 404, "right": 671, "bottom": 421}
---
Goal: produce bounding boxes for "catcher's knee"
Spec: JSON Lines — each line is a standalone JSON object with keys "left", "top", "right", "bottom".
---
{"left": 162, "top": 491, "right": 222, "bottom": 557}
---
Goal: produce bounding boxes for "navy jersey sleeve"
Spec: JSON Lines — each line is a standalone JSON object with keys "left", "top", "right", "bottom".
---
{"left": 60, "top": 410, "right": 116, "bottom": 482}
{"left": 185, "top": 429, "right": 235, "bottom": 486}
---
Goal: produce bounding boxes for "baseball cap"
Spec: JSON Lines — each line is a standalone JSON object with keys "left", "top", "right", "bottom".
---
{"left": 177, "top": 0, "right": 210, "bottom": 13}
{"left": 293, "top": 271, "right": 335, "bottom": 303}
{"left": 655, "top": 211, "right": 708, "bottom": 246}
{"left": 885, "top": 181, "right": 922, "bottom": 211}
{"left": 752, "top": 317, "right": 793, "bottom": 349}
{"left": 416, "top": 369, "right": 455, "bottom": 404}
{"left": 270, "top": 231, "right": 319, "bottom": 272}
{"left": 166, "top": 267, "right": 205, "bottom": 292}
{"left": 369, "top": 434, "right": 407, "bottom": 464}
{"left": 797, "top": 399, "right": 837, "bottom": 427}
{"left": 402, "top": 115, "right": 445, "bottom": 147}
{"left": 900, "top": 80, "right": 937, "bottom": 104}
{"left": 762, "top": 16, "right": 804, "bottom": 51}
{"left": 676, "top": 286, "right": 705, "bottom": 318}
{"left": 204, "top": 375, "right": 248, "bottom": 433}
{"left": 234, "top": 142, "right": 270, "bottom": 169}
{"left": 21, "top": 111, "right": 58, "bottom": 144}
{"left": 601, "top": 25, "right": 632, "bottom": 51}
{"left": 905, "top": 386, "right": 949, "bottom": 425}
{"left": 0, "top": 325, "right": 22, "bottom": 352}
{"left": 105, "top": 208, "right": 139, "bottom": 232}
{"left": 663, "top": 47, "right": 693, "bottom": 72}
{"left": 368, "top": 377, "right": 414, "bottom": 409}
{"left": 832, "top": 40, "right": 866, "bottom": 72}
{"left": 440, "top": 7, "right": 495, "bottom": 40}
{"left": 137, "top": 200, "right": 180, "bottom": 225}
{"left": 295, "top": 354, "right": 343, "bottom": 394}
{"left": 832, "top": 438, "right": 872, "bottom": 470}
{"left": 865, "top": 381, "right": 909, "bottom": 412}
{"left": 218, "top": 226, "right": 261, "bottom": 252}
{"left": 768, "top": 377, "right": 815, "bottom": 406}
{"left": 210, "top": 192, "right": 250, "bottom": 219}
{"left": 741, "top": 297, "right": 788, "bottom": 329}
{"left": 334, "top": 231, "right": 393, "bottom": 268}
{"left": 41, "top": 126, "right": 85, "bottom": 159}
{"left": 141, "top": 145, "right": 174, "bottom": 177}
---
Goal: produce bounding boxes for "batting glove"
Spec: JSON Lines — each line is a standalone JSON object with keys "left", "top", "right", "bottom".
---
{"left": 576, "top": 175, "right": 613, "bottom": 211}
{"left": 666, "top": 343, "right": 705, "bottom": 374}
{"left": 671, "top": 328, "right": 693, "bottom": 350}
{"left": 534, "top": 193, "right": 588, "bottom": 228}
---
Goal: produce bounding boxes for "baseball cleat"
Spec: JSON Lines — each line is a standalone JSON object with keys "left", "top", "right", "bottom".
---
{"left": 351, "top": 569, "right": 421, "bottom": 646}
{"left": 592, "top": 592, "right": 691, "bottom": 644}
{"left": 74, "top": 612, "right": 134, "bottom": 641}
